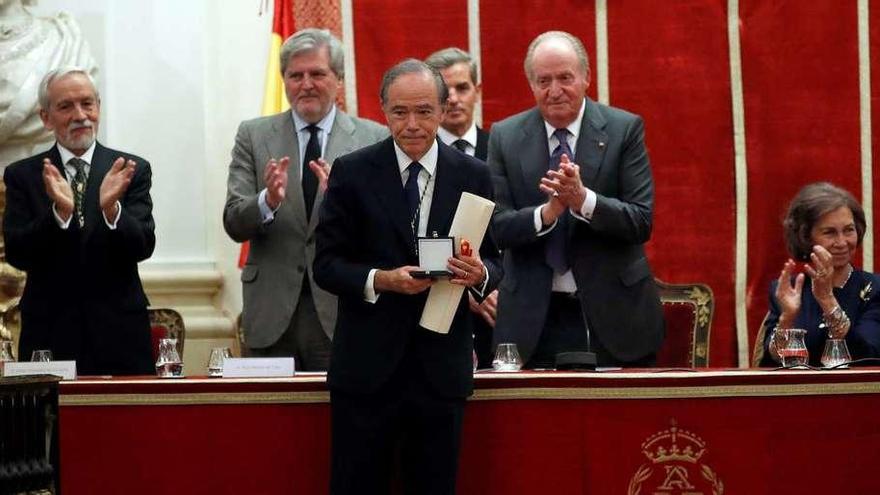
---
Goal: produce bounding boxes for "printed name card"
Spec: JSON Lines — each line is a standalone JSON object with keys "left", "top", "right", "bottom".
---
{"left": 222, "top": 358, "right": 295, "bottom": 378}
{"left": 4, "top": 361, "right": 77, "bottom": 380}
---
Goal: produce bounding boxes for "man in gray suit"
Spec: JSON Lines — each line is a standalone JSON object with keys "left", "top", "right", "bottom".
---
{"left": 224, "top": 29, "right": 387, "bottom": 370}
{"left": 489, "top": 31, "right": 664, "bottom": 368}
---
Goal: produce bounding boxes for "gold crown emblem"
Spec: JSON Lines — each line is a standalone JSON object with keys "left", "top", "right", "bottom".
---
{"left": 641, "top": 422, "right": 706, "bottom": 463}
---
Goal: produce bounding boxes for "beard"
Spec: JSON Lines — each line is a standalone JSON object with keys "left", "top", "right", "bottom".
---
{"left": 58, "top": 120, "right": 96, "bottom": 152}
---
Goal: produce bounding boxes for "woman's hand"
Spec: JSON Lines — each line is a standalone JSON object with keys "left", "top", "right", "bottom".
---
{"left": 775, "top": 259, "right": 804, "bottom": 326}
{"left": 805, "top": 245, "right": 837, "bottom": 312}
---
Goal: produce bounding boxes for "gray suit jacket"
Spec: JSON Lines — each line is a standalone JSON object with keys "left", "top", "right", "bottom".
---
{"left": 489, "top": 97, "right": 664, "bottom": 363}
{"left": 224, "top": 109, "right": 388, "bottom": 348}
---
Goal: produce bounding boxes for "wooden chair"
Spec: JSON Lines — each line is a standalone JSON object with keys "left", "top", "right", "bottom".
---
{"left": 655, "top": 278, "right": 714, "bottom": 368}
{"left": 148, "top": 308, "right": 185, "bottom": 364}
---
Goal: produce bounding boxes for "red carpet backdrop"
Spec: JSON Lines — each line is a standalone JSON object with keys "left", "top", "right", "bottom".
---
{"left": 288, "top": 0, "right": 879, "bottom": 367}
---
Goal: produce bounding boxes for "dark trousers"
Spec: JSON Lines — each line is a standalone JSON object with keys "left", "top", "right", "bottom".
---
{"left": 527, "top": 292, "right": 656, "bottom": 368}
{"left": 245, "top": 285, "right": 331, "bottom": 371}
{"left": 330, "top": 356, "right": 465, "bottom": 495}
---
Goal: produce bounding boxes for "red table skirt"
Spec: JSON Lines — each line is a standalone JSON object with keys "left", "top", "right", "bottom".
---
{"left": 58, "top": 369, "right": 880, "bottom": 494}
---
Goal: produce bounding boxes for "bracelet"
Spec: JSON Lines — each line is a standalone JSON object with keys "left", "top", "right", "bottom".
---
{"left": 822, "top": 305, "right": 851, "bottom": 338}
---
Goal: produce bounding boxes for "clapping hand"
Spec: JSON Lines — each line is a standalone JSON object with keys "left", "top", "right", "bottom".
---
{"left": 264, "top": 157, "right": 290, "bottom": 209}
{"left": 42, "top": 158, "right": 74, "bottom": 221}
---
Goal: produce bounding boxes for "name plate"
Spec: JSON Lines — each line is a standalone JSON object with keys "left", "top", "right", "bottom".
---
{"left": 222, "top": 358, "right": 295, "bottom": 378}
{"left": 4, "top": 361, "right": 77, "bottom": 380}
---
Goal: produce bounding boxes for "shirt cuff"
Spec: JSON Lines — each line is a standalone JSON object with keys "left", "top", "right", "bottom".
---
{"left": 572, "top": 188, "right": 597, "bottom": 221}
{"left": 103, "top": 201, "right": 122, "bottom": 229}
{"left": 364, "top": 269, "right": 380, "bottom": 303}
{"left": 52, "top": 203, "right": 73, "bottom": 230}
{"left": 534, "top": 205, "right": 556, "bottom": 236}
{"left": 258, "top": 189, "right": 279, "bottom": 224}
{"left": 469, "top": 265, "right": 490, "bottom": 298}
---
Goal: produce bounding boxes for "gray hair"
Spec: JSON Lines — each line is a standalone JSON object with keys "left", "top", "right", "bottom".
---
{"left": 523, "top": 31, "right": 590, "bottom": 82}
{"left": 280, "top": 28, "right": 345, "bottom": 78}
{"left": 379, "top": 59, "right": 448, "bottom": 107}
{"left": 424, "top": 47, "right": 478, "bottom": 85}
{"left": 38, "top": 67, "right": 99, "bottom": 110}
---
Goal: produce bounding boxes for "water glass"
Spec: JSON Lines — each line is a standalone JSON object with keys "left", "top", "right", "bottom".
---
{"left": 492, "top": 343, "right": 523, "bottom": 372}
{"left": 775, "top": 328, "right": 808, "bottom": 368}
{"left": 31, "top": 349, "right": 53, "bottom": 362}
{"left": 821, "top": 338, "right": 852, "bottom": 369}
{"left": 207, "top": 347, "right": 232, "bottom": 377}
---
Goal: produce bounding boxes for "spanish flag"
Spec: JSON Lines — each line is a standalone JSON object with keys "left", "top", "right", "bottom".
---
{"left": 239, "top": 0, "right": 296, "bottom": 268}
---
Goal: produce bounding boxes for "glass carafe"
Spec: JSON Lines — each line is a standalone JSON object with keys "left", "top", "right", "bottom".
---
{"left": 778, "top": 328, "right": 808, "bottom": 368}
{"left": 155, "top": 338, "right": 183, "bottom": 378}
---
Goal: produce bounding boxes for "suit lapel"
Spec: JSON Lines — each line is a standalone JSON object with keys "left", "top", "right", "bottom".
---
{"left": 521, "top": 110, "right": 552, "bottom": 206}
{"left": 475, "top": 126, "right": 489, "bottom": 161}
{"left": 83, "top": 142, "right": 112, "bottom": 234}
{"left": 267, "top": 112, "right": 308, "bottom": 229}
{"left": 309, "top": 110, "right": 357, "bottom": 232}
{"left": 574, "top": 98, "right": 607, "bottom": 187}
{"left": 426, "top": 144, "right": 459, "bottom": 236}
{"left": 367, "top": 139, "right": 414, "bottom": 253}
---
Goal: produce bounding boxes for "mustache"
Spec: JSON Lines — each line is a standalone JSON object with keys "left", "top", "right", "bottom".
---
{"left": 68, "top": 120, "right": 95, "bottom": 133}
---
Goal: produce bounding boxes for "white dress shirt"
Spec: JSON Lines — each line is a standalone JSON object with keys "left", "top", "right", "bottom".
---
{"left": 437, "top": 123, "right": 478, "bottom": 157}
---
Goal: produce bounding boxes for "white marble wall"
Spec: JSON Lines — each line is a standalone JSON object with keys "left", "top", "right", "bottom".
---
{"left": 29, "top": 0, "right": 274, "bottom": 371}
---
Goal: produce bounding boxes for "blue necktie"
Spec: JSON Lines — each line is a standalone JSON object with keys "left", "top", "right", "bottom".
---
{"left": 546, "top": 128, "right": 572, "bottom": 273}
{"left": 404, "top": 162, "right": 423, "bottom": 235}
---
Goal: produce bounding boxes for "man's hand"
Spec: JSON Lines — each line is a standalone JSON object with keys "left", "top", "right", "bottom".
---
{"left": 42, "top": 158, "right": 74, "bottom": 221}
{"left": 308, "top": 157, "right": 331, "bottom": 194}
{"left": 540, "top": 154, "right": 588, "bottom": 212}
{"left": 374, "top": 266, "right": 434, "bottom": 294}
{"left": 447, "top": 253, "right": 486, "bottom": 288}
{"left": 264, "top": 157, "right": 290, "bottom": 210}
{"left": 100, "top": 157, "right": 136, "bottom": 219}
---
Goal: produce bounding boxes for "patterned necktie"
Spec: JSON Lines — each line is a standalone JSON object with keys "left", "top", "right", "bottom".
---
{"left": 70, "top": 158, "right": 88, "bottom": 227}
{"left": 452, "top": 139, "right": 469, "bottom": 153}
{"left": 302, "top": 124, "right": 321, "bottom": 219}
{"left": 546, "top": 128, "right": 572, "bottom": 273}
{"left": 404, "top": 162, "right": 423, "bottom": 236}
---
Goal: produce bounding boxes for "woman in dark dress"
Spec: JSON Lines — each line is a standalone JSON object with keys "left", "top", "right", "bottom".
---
{"left": 758, "top": 182, "right": 880, "bottom": 367}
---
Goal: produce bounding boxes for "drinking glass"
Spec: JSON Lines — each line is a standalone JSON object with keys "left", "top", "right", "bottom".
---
{"left": 776, "top": 328, "right": 808, "bottom": 368}
{"left": 31, "top": 349, "right": 53, "bottom": 362}
{"left": 492, "top": 343, "right": 523, "bottom": 372}
{"left": 821, "top": 338, "right": 852, "bottom": 369}
{"left": 155, "top": 338, "right": 183, "bottom": 378}
{"left": 207, "top": 347, "right": 232, "bottom": 377}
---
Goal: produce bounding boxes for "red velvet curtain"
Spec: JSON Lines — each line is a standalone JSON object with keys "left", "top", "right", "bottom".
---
{"left": 346, "top": 0, "right": 880, "bottom": 366}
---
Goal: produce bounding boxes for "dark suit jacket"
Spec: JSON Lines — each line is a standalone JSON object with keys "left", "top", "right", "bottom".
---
{"left": 475, "top": 126, "right": 489, "bottom": 161}
{"left": 489, "top": 98, "right": 663, "bottom": 363}
{"left": 3, "top": 142, "right": 155, "bottom": 375}
{"left": 314, "top": 137, "right": 502, "bottom": 399}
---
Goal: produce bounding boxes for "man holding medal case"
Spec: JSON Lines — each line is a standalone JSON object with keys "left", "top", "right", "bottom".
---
{"left": 313, "top": 59, "right": 502, "bottom": 495}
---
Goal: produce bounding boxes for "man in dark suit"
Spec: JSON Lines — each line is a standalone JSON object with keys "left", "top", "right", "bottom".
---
{"left": 489, "top": 31, "right": 663, "bottom": 368}
{"left": 425, "top": 47, "right": 496, "bottom": 368}
{"left": 224, "top": 29, "right": 387, "bottom": 370}
{"left": 314, "top": 59, "right": 502, "bottom": 495}
{"left": 3, "top": 67, "right": 155, "bottom": 375}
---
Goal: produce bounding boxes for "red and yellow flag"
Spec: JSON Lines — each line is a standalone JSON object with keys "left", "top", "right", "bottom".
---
{"left": 239, "top": 0, "right": 296, "bottom": 268}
